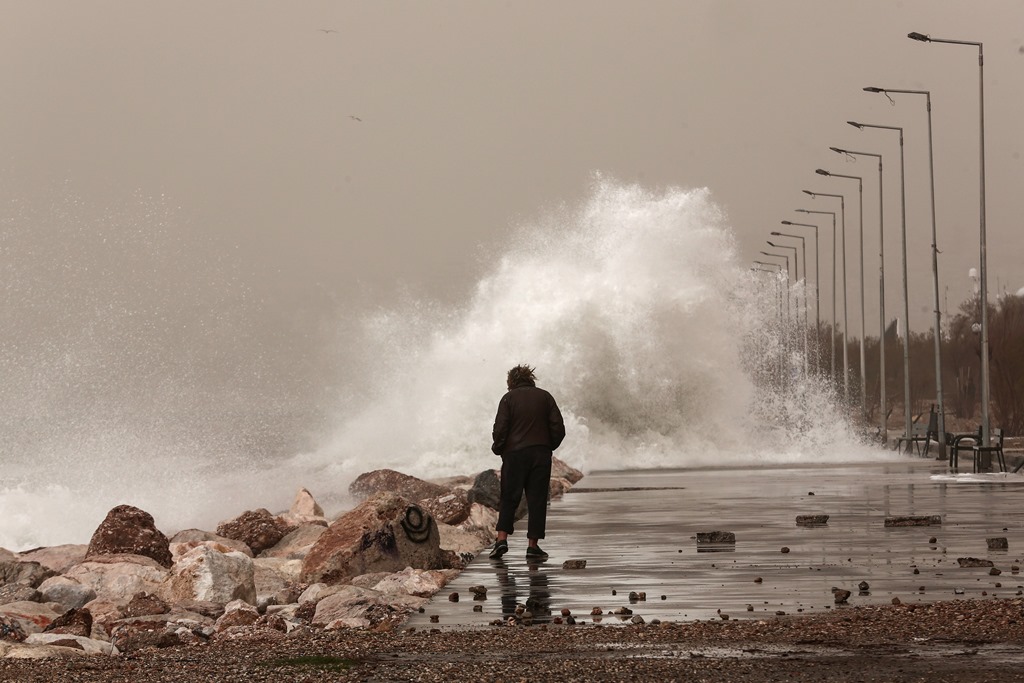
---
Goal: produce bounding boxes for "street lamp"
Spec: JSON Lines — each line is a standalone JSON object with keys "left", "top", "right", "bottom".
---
{"left": 817, "top": 168, "right": 867, "bottom": 420}
{"left": 759, "top": 250, "right": 791, "bottom": 298}
{"left": 864, "top": 86, "right": 946, "bottom": 455}
{"left": 908, "top": 30, "right": 989, "bottom": 448}
{"left": 753, "top": 262, "right": 787, "bottom": 387}
{"left": 830, "top": 146, "right": 886, "bottom": 443}
{"left": 781, "top": 220, "right": 820, "bottom": 368}
{"left": 771, "top": 230, "right": 809, "bottom": 375}
{"left": 768, "top": 239, "right": 806, "bottom": 374}
{"left": 848, "top": 121, "right": 912, "bottom": 446}
{"left": 796, "top": 208, "right": 837, "bottom": 385}
{"left": 804, "top": 188, "right": 850, "bottom": 403}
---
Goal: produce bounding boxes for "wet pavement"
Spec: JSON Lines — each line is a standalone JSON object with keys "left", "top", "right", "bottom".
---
{"left": 406, "top": 458, "right": 1024, "bottom": 628}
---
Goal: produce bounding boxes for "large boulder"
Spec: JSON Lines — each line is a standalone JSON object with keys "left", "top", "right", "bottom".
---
{"left": 252, "top": 558, "right": 303, "bottom": 609}
{"left": 437, "top": 523, "right": 492, "bottom": 556}
{"left": 280, "top": 488, "right": 327, "bottom": 527}
{"left": 310, "top": 585, "right": 389, "bottom": 629}
{"left": 169, "top": 530, "right": 253, "bottom": 559}
{"left": 0, "top": 585, "right": 40, "bottom": 605}
{"left": 467, "top": 470, "right": 527, "bottom": 520}
{"left": 86, "top": 506, "right": 172, "bottom": 568}
{"left": 369, "top": 567, "right": 456, "bottom": 599}
{"left": 23, "top": 633, "right": 117, "bottom": 656}
{"left": 17, "top": 545, "right": 88, "bottom": 574}
{"left": 216, "top": 509, "right": 293, "bottom": 556}
{"left": 63, "top": 555, "right": 170, "bottom": 605}
{"left": 419, "top": 489, "right": 471, "bottom": 525}
{"left": 300, "top": 493, "right": 444, "bottom": 585}
{"left": 162, "top": 546, "right": 256, "bottom": 606}
{"left": 213, "top": 599, "right": 260, "bottom": 633}
{"left": 37, "top": 576, "right": 96, "bottom": 611}
{"left": 122, "top": 592, "right": 170, "bottom": 618}
{"left": 0, "top": 601, "right": 63, "bottom": 635}
{"left": 258, "top": 524, "right": 326, "bottom": 560}
{"left": 0, "top": 560, "right": 55, "bottom": 588}
{"left": 348, "top": 469, "right": 451, "bottom": 503}
{"left": 551, "top": 456, "right": 584, "bottom": 484}
{"left": 42, "top": 607, "right": 93, "bottom": 637}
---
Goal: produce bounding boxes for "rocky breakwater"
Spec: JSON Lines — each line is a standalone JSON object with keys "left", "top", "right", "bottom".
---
{"left": 0, "top": 457, "right": 582, "bottom": 660}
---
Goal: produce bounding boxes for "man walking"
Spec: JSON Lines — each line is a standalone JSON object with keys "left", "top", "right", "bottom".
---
{"left": 489, "top": 364, "right": 566, "bottom": 560}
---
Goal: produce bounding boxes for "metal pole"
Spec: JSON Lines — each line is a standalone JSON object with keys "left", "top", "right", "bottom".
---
{"left": 907, "top": 33, "right": 988, "bottom": 446}
{"left": 978, "top": 44, "right": 990, "bottom": 448}
{"left": 805, "top": 191, "right": 849, "bottom": 401}
{"left": 896, "top": 129, "right": 912, "bottom": 444}
{"left": 923, "top": 92, "right": 947, "bottom": 455}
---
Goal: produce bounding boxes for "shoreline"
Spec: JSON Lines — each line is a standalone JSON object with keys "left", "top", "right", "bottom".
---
{"left": 3, "top": 598, "right": 1024, "bottom": 681}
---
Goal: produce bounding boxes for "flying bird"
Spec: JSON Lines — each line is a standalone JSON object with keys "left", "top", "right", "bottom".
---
{"left": 319, "top": 28, "right": 338, "bottom": 34}
{"left": 348, "top": 116, "right": 362, "bottom": 122}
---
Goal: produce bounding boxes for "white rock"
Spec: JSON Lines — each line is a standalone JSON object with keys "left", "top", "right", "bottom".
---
{"left": 311, "top": 585, "right": 383, "bottom": 627}
{"left": 162, "top": 546, "right": 256, "bottom": 605}
{"left": 298, "top": 582, "right": 348, "bottom": 605}
{"left": 253, "top": 557, "right": 303, "bottom": 601}
{"left": 370, "top": 567, "right": 456, "bottom": 598}
{"left": 437, "top": 524, "right": 492, "bottom": 555}
{"left": 24, "top": 633, "right": 119, "bottom": 656}
{"left": 459, "top": 504, "right": 499, "bottom": 535}
{"left": 281, "top": 488, "right": 326, "bottom": 525}
{"left": 63, "top": 556, "right": 169, "bottom": 606}
{"left": 0, "top": 641, "right": 87, "bottom": 659}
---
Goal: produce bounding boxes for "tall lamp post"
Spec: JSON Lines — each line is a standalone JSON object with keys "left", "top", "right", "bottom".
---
{"left": 760, "top": 251, "right": 791, "bottom": 321}
{"left": 830, "top": 147, "right": 886, "bottom": 444}
{"left": 816, "top": 169, "right": 867, "bottom": 420}
{"left": 768, "top": 240, "right": 805, "bottom": 374}
{"left": 864, "top": 85, "right": 946, "bottom": 455}
{"left": 753, "top": 262, "right": 786, "bottom": 386}
{"left": 795, "top": 208, "right": 837, "bottom": 385}
{"left": 753, "top": 261, "right": 785, "bottom": 321}
{"left": 804, "top": 189, "right": 849, "bottom": 403}
{"left": 848, "top": 121, "right": 912, "bottom": 445}
{"left": 771, "top": 231, "right": 809, "bottom": 375}
{"left": 908, "top": 31, "right": 989, "bottom": 448}
{"left": 781, "top": 220, "right": 820, "bottom": 370}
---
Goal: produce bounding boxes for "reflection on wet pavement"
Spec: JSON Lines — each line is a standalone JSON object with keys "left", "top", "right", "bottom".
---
{"left": 406, "top": 459, "right": 1024, "bottom": 629}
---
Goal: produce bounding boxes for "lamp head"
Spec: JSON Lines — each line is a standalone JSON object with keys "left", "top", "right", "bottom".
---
{"left": 848, "top": 120, "right": 865, "bottom": 130}
{"left": 770, "top": 231, "right": 781, "bottom": 235}
{"left": 863, "top": 86, "right": 884, "bottom": 93}
{"left": 907, "top": 31, "right": 931, "bottom": 42}
{"left": 829, "top": 146, "right": 846, "bottom": 154}
{"left": 766, "top": 241, "right": 778, "bottom": 247}
{"left": 815, "top": 169, "right": 830, "bottom": 176}
{"left": 802, "top": 190, "right": 816, "bottom": 197}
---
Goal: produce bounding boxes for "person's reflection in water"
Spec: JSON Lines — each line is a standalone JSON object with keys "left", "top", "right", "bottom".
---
{"left": 492, "top": 559, "right": 552, "bottom": 624}
{"left": 493, "top": 558, "right": 518, "bottom": 619}
{"left": 524, "top": 562, "right": 551, "bottom": 624}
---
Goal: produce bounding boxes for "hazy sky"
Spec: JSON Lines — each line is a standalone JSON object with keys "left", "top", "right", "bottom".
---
{"left": 1, "top": 1, "right": 1022, "bottom": 442}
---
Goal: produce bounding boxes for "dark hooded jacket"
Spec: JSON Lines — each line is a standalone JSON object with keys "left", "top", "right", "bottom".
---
{"left": 491, "top": 382, "right": 566, "bottom": 456}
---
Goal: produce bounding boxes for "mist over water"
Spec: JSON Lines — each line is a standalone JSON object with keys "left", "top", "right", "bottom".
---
{"left": 0, "top": 178, "right": 883, "bottom": 551}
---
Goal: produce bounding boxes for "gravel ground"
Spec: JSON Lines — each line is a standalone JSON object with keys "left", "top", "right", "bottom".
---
{"left": 5, "top": 598, "right": 1024, "bottom": 682}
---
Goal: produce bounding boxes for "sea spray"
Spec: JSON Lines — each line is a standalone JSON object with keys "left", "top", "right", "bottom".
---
{"left": 309, "top": 178, "right": 880, "bottom": 483}
{"left": 0, "top": 178, "right": 883, "bottom": 552}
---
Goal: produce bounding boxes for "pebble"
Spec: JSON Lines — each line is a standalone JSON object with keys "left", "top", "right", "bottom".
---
{"left": 781, "top": 547, "right": 790, "bottom": 554}
{"left": 448, "top": 592, "right": 459, "bottom": 602}
{"left": 472, "top": 605, "right": 482, "bottom": 612}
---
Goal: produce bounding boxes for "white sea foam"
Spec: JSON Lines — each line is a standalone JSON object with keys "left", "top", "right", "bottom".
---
{"left": 0, "top": 178, "right": 886, "bottom": 551}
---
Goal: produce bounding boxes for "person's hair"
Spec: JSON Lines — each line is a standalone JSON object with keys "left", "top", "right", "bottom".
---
{"left": 506, "top": 364, "right": 537, "bottom": 389}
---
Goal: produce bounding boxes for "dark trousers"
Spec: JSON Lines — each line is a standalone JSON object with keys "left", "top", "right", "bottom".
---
{"left": 496, "top": 445, "right": 552, "bottom": 539}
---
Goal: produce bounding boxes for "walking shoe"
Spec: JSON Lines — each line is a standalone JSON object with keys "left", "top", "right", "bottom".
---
{"left": 525, "top": 545, "right": 548, "bottom": 560}
{"left": 488, "top": 540, "right": 508, "bottom": 560}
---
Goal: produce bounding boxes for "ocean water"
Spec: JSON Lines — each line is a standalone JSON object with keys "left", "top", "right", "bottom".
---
{"left": 0, "top": 179, "right": 885, "bottom": 551}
